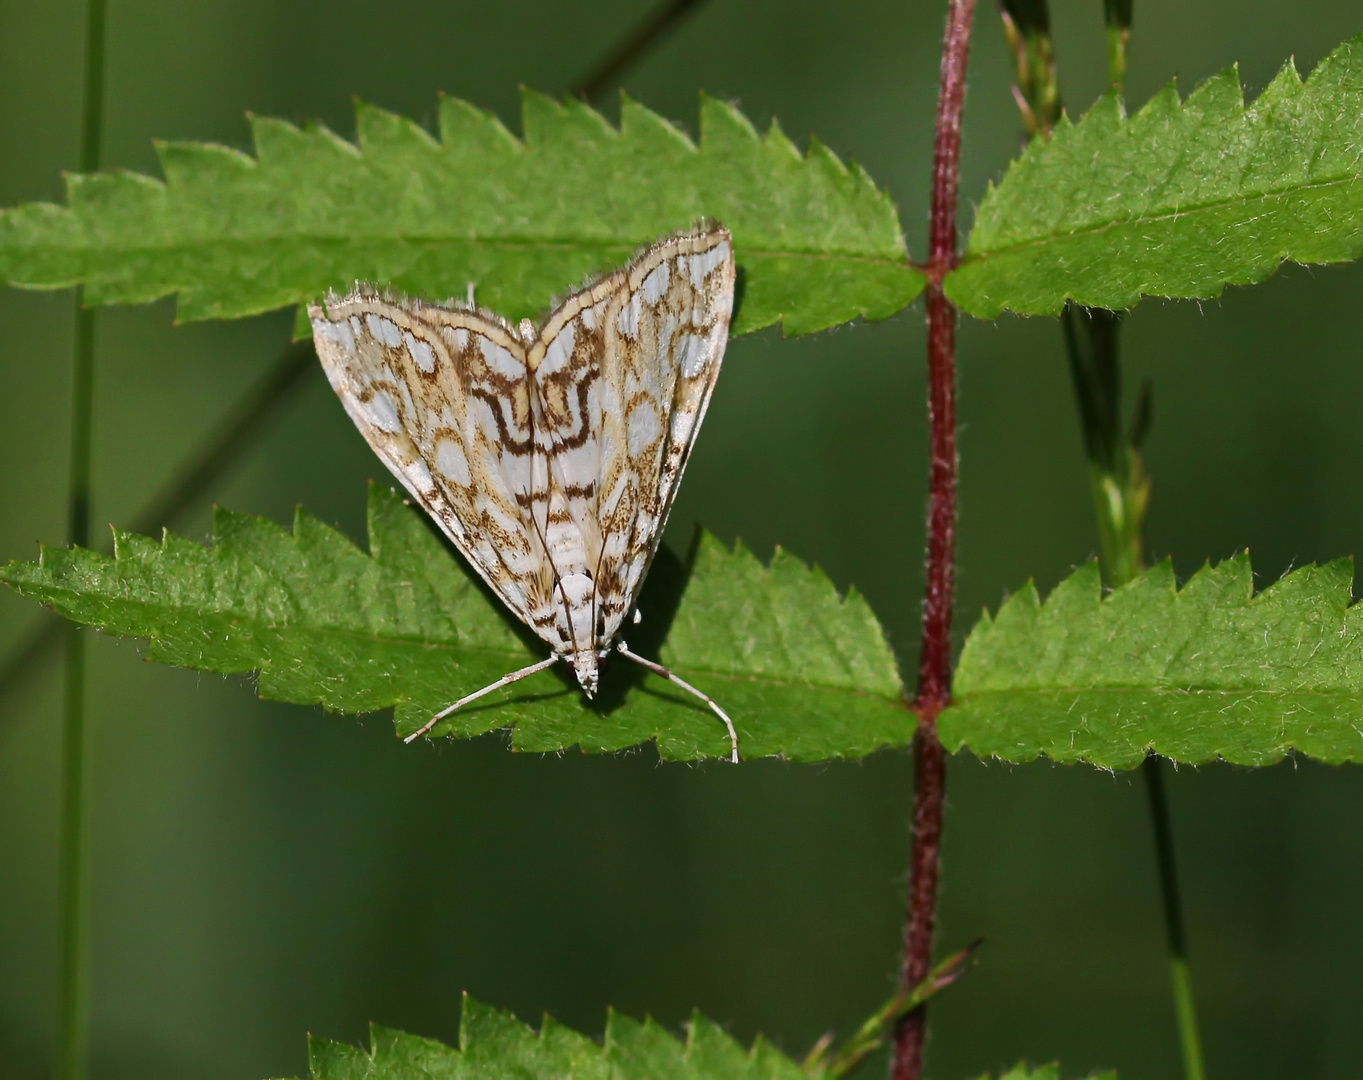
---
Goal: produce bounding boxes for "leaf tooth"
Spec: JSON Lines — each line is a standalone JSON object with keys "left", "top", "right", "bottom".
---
{"left": 212, "top": 503, "right": 292, "bottom": 554}
{"left": 1243, "top": 59, "right": 1315, "bottom": 190}
{"left": 600, "top": 1006, "right": 627, "bottom": 1052}
{"left": 292, "top": 506, "right": 366, "bottom": 565}
{"left": 619, "top": 92, "right": 696, "bottom": 153}
{"left": 626, "top": 1013, "right": 685, "bottom": 1059}
{"left": 1183, "top": 64, "right": 1246, "bottom": 122}
{"left": 438, "top": 94, "right": 522, "bottom": 156}
{"left": 306, "top": 1033, "right": 366, "bottom": 1076}
{"left": 154, "top": 140, "right": 255, "bottom": 191}
{"left": 1067, "top": 90, "right": 1127, "bottom": 154}
{"left": 1256, "top": 55, "right": 1308, "bottom": 111}
{"left": 459, "top": 992, "right": 537, "bottom": 1053}
{"left": 1178, "top": 551, "right": 1255, "bottom": 609}
{"left": 848, "top": 154, "right": 893, "bottom": 207}
{"left": 1108, "top": 557, "right": 1178, "bottom": 606}
{"left": 698, "top": 91, "right": 762, "bottom": 154}
{"left": 517, "top": 86, "right": 559, "bottom": 144}
{"left": 354, "top": 99, "right": 439, "bottom": 154}
{"left": 808, "top": 140, "right": 906, "bottom": 256}
{"left": 685, "top": 1010, "right": 750, "bottom": 1067}
{"left": 768, "top": 543, "right": 827, "bottom": 587}
{"left": 762, "top": 114, "right": 803, "bottom": 164}
{"left": 249, "top": 115, "right": 357, "bottom": 168}
{"left": 806, "top": 134, "right": 850, "bottom": 183}
{"left": 1009, "top": 576, "right": 1048, "bottom": 613}
{"left": 1127, "top": 78, "right": 1182, "bottom": 138}
{"left": 725, "top": 532, "right": 757, "bottom": 563}
{"left": 1254, "top": 558, "right": 1353, "bottom": 613}
{"left": 559, "top": 93, "right": 618, "bottom": 140}
{"left": 110, "top": 528, "right": 161, "bottom": 563}
{"left": 519, "top": 86, "right": 616, "bottom": 150}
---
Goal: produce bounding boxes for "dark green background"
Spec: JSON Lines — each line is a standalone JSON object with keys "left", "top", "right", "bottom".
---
{"left": 2, "top": 1, "right": 1361, "bottom": 1077}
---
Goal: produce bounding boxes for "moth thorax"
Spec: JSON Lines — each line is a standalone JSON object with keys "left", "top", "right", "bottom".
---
{"left": 569, "top": 649, "right": 600, "bottom": 697}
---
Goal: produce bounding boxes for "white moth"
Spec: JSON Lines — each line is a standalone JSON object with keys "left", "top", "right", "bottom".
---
{"left": 309, "top": 223, "right": 739, "bottom": 761}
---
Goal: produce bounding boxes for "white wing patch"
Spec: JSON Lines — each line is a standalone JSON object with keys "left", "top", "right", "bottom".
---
{"left": 309, "top": 223, "right": 735, "bottom": 701}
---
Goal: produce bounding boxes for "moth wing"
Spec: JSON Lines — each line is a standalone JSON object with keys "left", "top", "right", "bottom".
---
{"left": 309, "top": 293, "right": 556, "bottom": 634}
{"left": 528, "top": 225, "right": 735, "bottom": 647}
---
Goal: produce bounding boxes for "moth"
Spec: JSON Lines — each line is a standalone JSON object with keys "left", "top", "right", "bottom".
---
{"left": 309, "top": 223, "right": 740, "bottom": 761}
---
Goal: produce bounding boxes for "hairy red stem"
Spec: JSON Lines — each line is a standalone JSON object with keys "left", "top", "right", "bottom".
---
{"left": 893, "top": 3, "right": 975, "bottom": 1078}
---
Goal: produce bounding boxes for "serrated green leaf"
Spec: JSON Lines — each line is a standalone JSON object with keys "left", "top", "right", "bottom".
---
{"left": 0, "top": 92, "right": 923, "bottom": 336}
{"left": 0, "top": 483, "right": 909, "bottom": 762}
{"left": 942, "top": 554, "right": 1363, "bottom": 768}
{"left": 946, "top": 32, "right": 1363, "bottom": 316}
{"left": 279, "top": 993, "right": 814, "bottom": 1080}
{"left": 281, "top": 999, "right": 1115, "bottom": 1080}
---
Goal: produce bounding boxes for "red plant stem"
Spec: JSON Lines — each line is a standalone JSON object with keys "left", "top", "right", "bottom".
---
{"left": 893, "top": 3, "right": 975, "bottom": 1079}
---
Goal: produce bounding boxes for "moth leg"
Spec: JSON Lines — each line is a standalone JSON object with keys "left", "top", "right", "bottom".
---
{"left": 615, "top": 642, "right": 739, "bottom": 763}
{"left": 405, "top": 654, "right": 561, "bottom": 744}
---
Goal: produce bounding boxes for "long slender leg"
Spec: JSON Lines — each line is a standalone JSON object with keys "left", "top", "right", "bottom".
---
{"left": 404, "top": 655, "right": 560, "bottom": 744}
{"left": 615, "top": 642, "right": 739, "bottom": 763}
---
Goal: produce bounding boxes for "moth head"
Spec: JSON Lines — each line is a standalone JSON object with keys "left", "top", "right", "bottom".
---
{"left": 569, "top": 650, "right": 599, "bottom": 698}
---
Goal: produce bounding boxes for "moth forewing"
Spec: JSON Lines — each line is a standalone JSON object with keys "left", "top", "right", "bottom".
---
{"left": 307, "top": 293, "right": 545, "bottom": 631}
{"left": 612, "top": 231, "right": 736, "bottom": 637}
{"left": 529, "top": 226, "right": 736, "bottom": 654}
{"left": 309, "top": 222, "right": 740, "bottom": 761}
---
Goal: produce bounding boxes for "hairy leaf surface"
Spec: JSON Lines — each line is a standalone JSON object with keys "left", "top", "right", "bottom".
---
{"left": 943, "top": 555, "right": 1363, "bottom": 768}
{"left": 0, "top": 93, "right": 922, "bottom": 336}
{"left": 947, "top": 32, "right": 1363, "bottom": 316}
{"left": 1, "top": 484, "right": 910, "bottom": 761}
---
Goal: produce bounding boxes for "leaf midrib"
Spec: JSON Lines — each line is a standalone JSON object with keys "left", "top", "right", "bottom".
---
{"left": 7, "top": 577, "right": 529, "bottom": 661}
{"left": 17, "top": 579, "right": 907, "bottom": 700}
{"left": 3, "top": 232, "right": 914, "bottom": 266}
{"left": 965, "top": 171, "right": 1361, "bottom": 262}
{"left": 668, "top": 664, "right": 908, "bottom": 703}
{"left": 959, "top": 683, "right": 1363, "bottom": 697}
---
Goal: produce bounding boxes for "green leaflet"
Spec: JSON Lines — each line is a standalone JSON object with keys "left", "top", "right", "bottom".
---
{"left": 0, "top": 92, "right": 923, "bottom": 337}
{"left": 0, "top": 483, "right": 909, "bottom": 762}
{"left": 291, "top": 994, "right": 815, "bottom": 1080}
{"left": 942, "top": 555, "right": 1363, "bottom": 769}
{"left": 287, "top": 995, "right": 1113, "bottom": 1080}
{"left": 946, "top": 32, "right": 1363, "bottom": 317}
